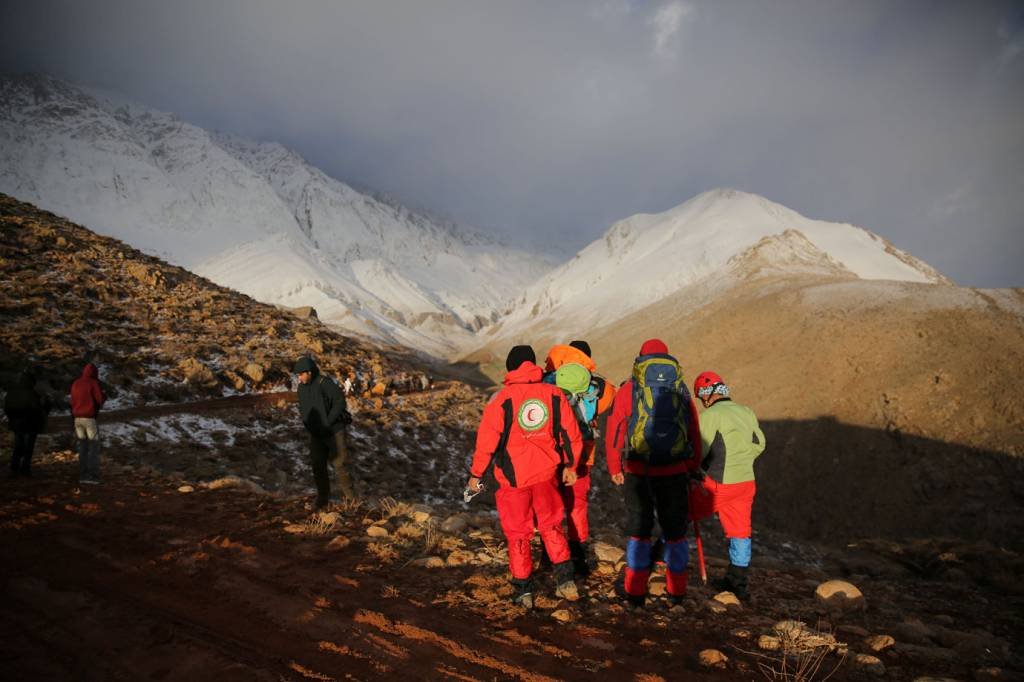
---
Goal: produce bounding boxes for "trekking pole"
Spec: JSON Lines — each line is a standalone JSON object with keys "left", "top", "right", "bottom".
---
{"left": 693, "top": 519, "right": 708, "bottom": 585}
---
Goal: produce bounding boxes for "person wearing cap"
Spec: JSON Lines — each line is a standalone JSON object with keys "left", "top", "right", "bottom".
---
{"left": 690, "top": 371, "right": 765, "bottom": 600}
{"left": 605, "top": 338, "right": 701, "bottom": 607}
{"left": 467, "top": 345, "right": 584, "bottom": 609}
{"left": 540, "top": 340, "right": 616, "bottom": 576}
{"left": 294, "top": 356, "right": 354, "bottom": 508}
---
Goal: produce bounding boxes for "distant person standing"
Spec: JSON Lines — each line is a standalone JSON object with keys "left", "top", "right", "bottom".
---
{"left": 70, "top": 362, "right": 106, "bottom": 484}
{"left": 4, "top": 368, "right": 50, "bottom": 477}
{"left": 294, "top": 357, "right": 355, "bottom": 508}
{"left": 690, "top": 371, "right": 765, "bottom": 600}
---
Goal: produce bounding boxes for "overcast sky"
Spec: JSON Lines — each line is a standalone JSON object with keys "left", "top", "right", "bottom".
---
{"left": 2, "top": 1, "right": 1021, "bottom": 287}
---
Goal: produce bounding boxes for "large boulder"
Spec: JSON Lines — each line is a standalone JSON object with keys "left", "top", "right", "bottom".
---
{"left": 815, "top": 579, "right": 865, "bottom": 610}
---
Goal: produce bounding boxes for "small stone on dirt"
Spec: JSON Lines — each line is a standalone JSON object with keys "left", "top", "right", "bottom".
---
{"left": 283, "top": 524, "right": 306, "bottom": 534}
{"left": 853, "top": 653, "right": 886, "bottom": 676}
{"left": 326, "top": 535, "right": 351, "bottom": 551}
{"left": 698, "top": 649, "right": 728, "bottom": 668}
{"left": 705, "top": 600, "right": 728, "bottom": 614}
{"left": 730, "top": 628, "right": 751, "bottom": 639}
{"left": 177, "top": 485, "right": 194, "bottom": 493}
{"left": 366, "top": 525, "right": 389, "bottom": 538}
{"left": 864, "top": 634, "right": 895, "bottom": 652}
{"left": 713, "top": 591, "right": 741, "bottom": 607}
{"left": 758, "top": 635, "right": 781, "bottom": 651}
{"left": 551, "top": 609, "right": 572, "bottom": 623}
{"left": 592, "top": 541, "right": 625, "bottom": 563}
{"left": 318, "top": 512, "right": 340, "bottom": 526}
{"left": 648, "top": 580, "right": 666, "bottom": 597}
{"left": 815, "top": 580, "right": 865, "bottom": 610}
{"left": 441, "top": 515, "right": 468, "bottom": 534}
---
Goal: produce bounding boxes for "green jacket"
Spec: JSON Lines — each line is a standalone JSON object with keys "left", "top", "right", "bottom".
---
{"left": 699, "top": 398, "right": 765, "bottom": 484}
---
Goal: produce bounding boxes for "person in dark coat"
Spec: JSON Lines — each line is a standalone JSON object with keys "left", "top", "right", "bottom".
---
{"left": 294, "top": 357, "right": 355, "bottom": 508}
{"left": 4, "top": 369, "right": 50, "bottom": 477}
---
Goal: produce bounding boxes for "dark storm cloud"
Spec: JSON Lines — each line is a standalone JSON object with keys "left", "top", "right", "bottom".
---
{"left": 2, "top": 0, "right": 1021, "bottom": 286}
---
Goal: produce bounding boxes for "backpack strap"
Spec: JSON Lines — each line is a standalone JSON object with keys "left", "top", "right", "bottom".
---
{"left": 551, "top": 396, "right": 575, "bottom": 468}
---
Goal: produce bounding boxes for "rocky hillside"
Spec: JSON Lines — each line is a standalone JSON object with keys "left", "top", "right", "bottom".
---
{"left": 0, "top": 193, "right": 423, "bottom": 407}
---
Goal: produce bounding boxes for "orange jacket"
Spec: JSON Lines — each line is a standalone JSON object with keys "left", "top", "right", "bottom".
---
{"left": 470, "top": 362, "right": 583, "bottom": 488}
{"left": 544, "top": 344, "right": 596, "bottom": 373}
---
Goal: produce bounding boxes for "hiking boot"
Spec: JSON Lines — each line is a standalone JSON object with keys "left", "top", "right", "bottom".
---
{"left": 555, "top": 580, "right": 580, "bottom": 602}
{"left": 537, "top": 547, "right": 553, "bottom": 572}
{"left": 513, "top": 591, "right": 534, "bottom": 609}
{"left": 626, "top": 594, "right": 646, "bottom": 609}
{"left": 569, "top": 540, "right": 590, "bottom": 577}
{"left": 716, "top": 565, "right": 749, "bottom": 600}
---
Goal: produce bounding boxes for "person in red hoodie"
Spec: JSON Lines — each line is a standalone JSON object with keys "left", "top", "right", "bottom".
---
{"left": 70, "top": 362, "right": 107, "bottom": 484}
{"left": 467, "top": 345, "right": 583, "bottom": 609}
{"left": 605, "top": 338, "right": 701, "bottom": 607}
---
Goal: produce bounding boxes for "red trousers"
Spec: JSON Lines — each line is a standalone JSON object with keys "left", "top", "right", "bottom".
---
{"left": 559, "top": 472, "right": 591, "bottom": 543}
{"left": 497, "top": 478, "right": 571, "bottom": 580}
{"left": 689, "top": 478, "right": 756, "bottom": 538}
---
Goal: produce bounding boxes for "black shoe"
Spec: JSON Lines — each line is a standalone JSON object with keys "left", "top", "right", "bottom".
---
{"left": 626, "top": 594, "right": 646, "bottom": 609}
{"left": 718, "top": 564, "right": 749, "bottom": 600}
{"left": 569, "top": 540, "right": 591, "bottom": 577}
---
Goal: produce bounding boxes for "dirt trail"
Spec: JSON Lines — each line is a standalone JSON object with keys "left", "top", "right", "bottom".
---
{"left": 2, "top": 467, "right": 740, "bottom": 681}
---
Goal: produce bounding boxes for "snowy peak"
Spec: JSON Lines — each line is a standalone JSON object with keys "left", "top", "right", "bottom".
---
{"left": 0, "top": 73, "right": 551, "bottom": 357}
{"left": 474, "top": 188, "right": 951, "bottom": 351}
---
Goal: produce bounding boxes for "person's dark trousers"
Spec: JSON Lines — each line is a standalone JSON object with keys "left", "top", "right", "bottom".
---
{"left": 622, "top": 472, "right": 690, "bottom": 598}
{"left": 329, "top": 430, "right": 356, "bottom": 499}
{"left": 308, "top": 434, "right": 332, "bottom": 508}
{"left": 12, "top": 431, "right": 37, "bottom": 475}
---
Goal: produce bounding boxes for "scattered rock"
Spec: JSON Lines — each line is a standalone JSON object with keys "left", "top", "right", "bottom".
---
{"left": 853, "top": 653, "right": 886, "bottom": 676}
{"left": 366, "top": 525, "right": 390, "bottom": 538}
{"left": 283, "top": 524, "right": 306, "bottom": 534}
{"left": 551, "top": 609, "right": 572, "bottom": 623}
{"left": 410, "top": 505, "right": 433, "bottom": 524}
{"left": 730, "top": 628, "right": 751, "bottom": 639}
{"left": 179, "top": 358, "right": 217, "bottom": 386}
{"left": 177, "top": 485, "right": 194, "bottom": 493}
{"left": 895, "top": 643, "right": 958, "bottom": 665}
{"left": 713, "top": 591, "right": 742, "bottom": 608}
{"left": 705, "top": 600, "right": 728, "bottom": 614}
{"left": 815, "top": 580, "right": 865, "bottom": 610}
{"left": 895, "top": 619, "right": 935, "bottom": 645}
{"left": 758, "top": 635, "right": 782, "bottom": 651}
{"left": 203, "top": 476, "right": 268, "bottom": 495}
{"left": 837, "top": 624, "right": 870, "bottom": 638}
{"left": 864, "top": 634, "right": 895, "bottom": 652}
{"left": 243, "top": 362, "right": 265, "bottom": 383}
{"left": 593, "top": 541, "right": 624, "bottom": 563}
{"left": 648, "top": 580, "right": 666, "bottom": 597}
{"left": 326, "top": 535, "right": 351, "bottom": 551}
{"left": 441, "top": 515, "right": 468, "bottom": 534}
{"left": 698, "top": 649, "right": 728, "bottom": 668}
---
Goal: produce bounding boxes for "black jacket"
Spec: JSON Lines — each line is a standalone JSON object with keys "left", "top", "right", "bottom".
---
{"left": 4, "top": 372, "right": 50, "bottom": 433}
{"left": 295, "top": 358, "right": 351, "bottom": 438}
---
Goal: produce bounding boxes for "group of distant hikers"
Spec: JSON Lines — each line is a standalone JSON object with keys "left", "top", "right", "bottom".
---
{"left": 4, "top": 362, "right": 107, "bottom": 484}
{"left": 464, "top": 338, "right": 766, "bottom": 609}
{"left": 6, "top": 339, "right": 764, "bottom": 611}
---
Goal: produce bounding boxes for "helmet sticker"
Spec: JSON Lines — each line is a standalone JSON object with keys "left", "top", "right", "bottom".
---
{"left": 517, "top": 398, "right": 550, "bottom": 431}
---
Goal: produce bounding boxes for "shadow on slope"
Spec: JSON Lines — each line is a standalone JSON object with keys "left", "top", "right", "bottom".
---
{"left": 755, "top": 417, "right": 1024, "bottom": 550}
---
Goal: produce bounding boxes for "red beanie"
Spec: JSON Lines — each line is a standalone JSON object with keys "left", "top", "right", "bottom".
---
{"left": 639, "top": 338, "right": 668, "bottom": 355}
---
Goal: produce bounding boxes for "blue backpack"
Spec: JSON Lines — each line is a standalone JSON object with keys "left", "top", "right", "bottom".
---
{"left": 625, "top": 353, "right": 693, "bottom": 465}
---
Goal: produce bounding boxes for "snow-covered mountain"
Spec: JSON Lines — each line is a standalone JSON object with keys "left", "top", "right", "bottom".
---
{"left": 471, "top": 188, "right": 950, "bottom": 356}
{"left": 0, "top": 73, "right": 550, "bottom": 355}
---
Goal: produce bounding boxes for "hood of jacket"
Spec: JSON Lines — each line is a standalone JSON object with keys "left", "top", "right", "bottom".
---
{"left": 80, "top": 364, "right": 97, "bottom": 380}
{"left": 503, "top": 361, "right": 543, "bottom": 385}
{"left": 293, "top": 357, "right": 320, "bottom": 377}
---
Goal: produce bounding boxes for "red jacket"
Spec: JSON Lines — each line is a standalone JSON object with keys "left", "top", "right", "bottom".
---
{"left": 470, "top": 361, "right": 583, "bottom": 489}
{"left": 605, "top": 379, "right": 701, "bottom": 477}
{"left": 70, "top": 364, "right": 107, "bottom": 418}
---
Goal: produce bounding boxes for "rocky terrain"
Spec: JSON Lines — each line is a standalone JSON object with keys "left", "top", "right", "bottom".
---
{"left": 3, "top": 195, "right": 1023, "bottom": 680}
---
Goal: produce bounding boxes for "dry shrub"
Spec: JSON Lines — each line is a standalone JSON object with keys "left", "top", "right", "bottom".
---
{"left": 377, "top": 496, "right": 414, "bottom": 520}
{"left": 734, "top": 620, "right": 846, "bottom": 682}
{"left": 365, "top": 541, "right": 399, "bottom": 564}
